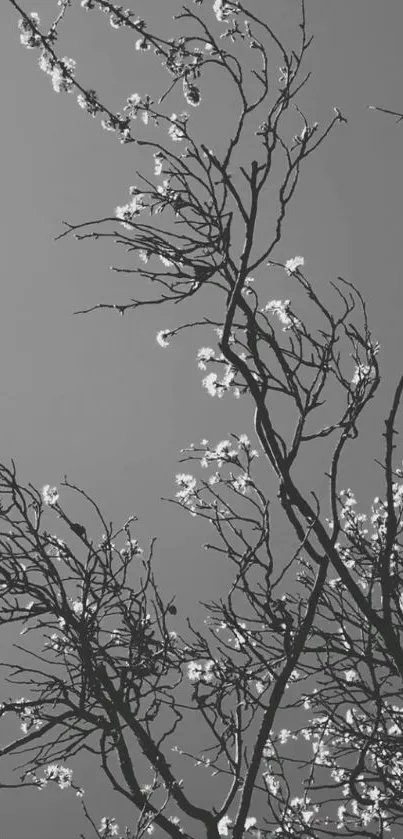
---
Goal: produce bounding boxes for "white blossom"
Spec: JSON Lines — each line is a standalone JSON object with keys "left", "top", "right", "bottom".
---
{"left": 168, "top": 113, "right": 188, "bottom": 142}
{"left": 154, "top": 155, "right": 164, "bottom": 176}
{"left": 203, "top": 372, "right": 219, "bottom": 396}
{"left": 351, "top": 363, "right": 371, "bottom": 385}
{"left": 18, "top": 700, "right": 43, "bottom": 735}
{"left": 43, "top": 763, "right": 73, "bottom": 790}
{"left": 42, "top": 485, "right": 59, "bottom": 506}
{"left": 264, "top": 773, "right": 280, "bottom": 794}
{"left": 213, "top": 0, "right": 235, "bottom": 22}
{"left": 76, "top": 91, "right": 99, "bottom": 116}
{"left": 187, "top": 661, "right": 203, "bottom": 681}
{"left": 99, "top": 816, "right": 120, "bottom": 836}
{"left": 50, "top": 57, "right": 76, "bottom": 93}
{"left": 115, "top": 193, "right": 146, "bottom": 228}
{"left": 242, "top": 275, "right": 255, "bottom": 295}
{"left": 156, "top": 330, "right": 171, "bottom": 348}
{"left": 218, "top": 816, "right": 232, "bottom": 836}
{"left": 136, "top": 37, "right": 150, "bottom": 51}
{"left": 331, "top": 767, "right": 347, "bottom": 784}
{"left": 344, "top": 669, "right": 358, "bottom": 683}
{"left": 262, "top": 299, "right": 299, "bottom": 330}
{"left": 233, "top": 623, "right": 247, "bottom": 649}
{"left": 202, "top": 365, "right": 235, "bottom": 397}
{"left": 18, "top": 13, "right": 41, "bottom": 49}
{"left": 124, "top": 92, "right": 142, "bottom": 119}
{"left": 159, "top": 253, "right": 174, "bottom": 267}
{"left": 222, "top": 364, "right": 235, "bottom": 389}
{"left": 187, "top": 659, "right": 215, "bottom": 682}
{"left": 101, "top": 117, "right": 117, "bottom": 132}
{"left": 232, "top": 473, "right": 251, "bottom": 494}
{"left": 175, "top": 473, "right": 197, "bottom": 505}
{"left": 279, "top": 728, "right": 291, "bottom": 744}
{"left": 38, "top": 51, "right": 55, "bottom": 74}
{"left": 110, "top": 13, "right": 123, "bottom": 28}
{"left": 285, "top": 255, "right": 304, "bottom": 274}
{"left": 197, "top": 347, "right": 215, "bottom": 370}
{"left": 216, "top": 440, "right": 237, "bottom": 463}
{"left": 393, "top": 482, "right": 403, "bottom": 507}
{"left": 337, "top": 805, "right": 346, "bottom": 827}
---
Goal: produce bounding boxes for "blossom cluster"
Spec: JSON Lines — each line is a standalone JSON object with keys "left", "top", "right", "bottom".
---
{"left": 39, "top": 763, "right": 73, "bottom": 790}
{"left": 284, "top": 255, "right": 304, "bottom": 275}
{"left": 218, "top": 815, "right": 256, "bottom": 836}
{"left": 187, "top": 659, "right": 215, "bottom": 682}
{"left": 175, "top": 473, "right": 197, "bottom": 507}
{"left": 123, "top": 92, "right": 152, "bottom": 123}
{"left": 202, "top": 365, "right": 236, "bottom": 398}
{"left": 199, "top": 435, "right": 257, "bottom": 468}
{"left": 119, "top": 538, "right": 143, "bottom": 560}
{"left": 99, "top": 816, "right": 120, "bottom": 837}
{"left": 168, "top": 112, "right": 189, "bottom": 142}
{"left": 38, "top": 52, "right": 76, "bottom": 93}
{"left": 213, "top": 1, "right": 238, "bottom": 23}
{"left": 174, "top": 436, "right": 259, "bottom": 517}
{"left": 338, "top": 488, "right": 368, "bottom": 537}
{"left": 351, "top": 363, "right": 371, "bottom": 386}
{"left": 115, "top": 191, "right": 147, "bottom": 228}
{"left": 156, "top": 330, "right": 172, "bottom": 348}
{"left": 44, "top": 631, "right": 73, "bottom": 655}
{"left": 42, "top": 484, "right": 59, "bottom": 506}
{"left": 77, "top": 89, "right": 100, "bottom": 117}
{"left": 261, "top": 299, "right": 302, "bottom": 332}
{"left": 18, "top": 12, "right": 41, "bottom": 49}
{"left": 15, "top": 698, "right": 43, "bottom": 735}
{"left": 286, "top": 696, "right": 403, "bottom": 832}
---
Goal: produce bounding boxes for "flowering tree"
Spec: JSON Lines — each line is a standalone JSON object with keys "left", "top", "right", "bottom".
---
{"left": 3, "top": 1, "right": 403, "bottom": 837}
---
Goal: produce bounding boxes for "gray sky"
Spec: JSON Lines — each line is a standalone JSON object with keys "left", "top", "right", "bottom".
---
{"left": 1, "top": 1, "right": 403, "bottom": 836}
